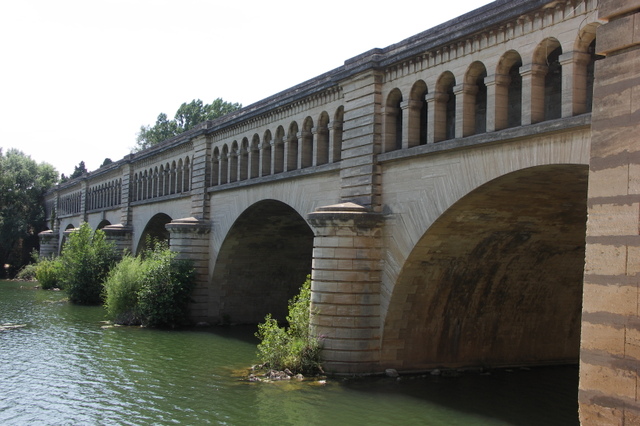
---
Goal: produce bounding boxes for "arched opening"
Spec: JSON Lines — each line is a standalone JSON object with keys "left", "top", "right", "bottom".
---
{"left": 464, "top": 62, "right": 487, "bottom": 136}
{"left": 286, "top": 122, "right": 299, "bottom": 172}
{"left": 220, "top": 146, "right": 229, "bottom": 184}
{"left": 316, "top": 111, "right": 330, "bottom": 165}
{"left": 229, "top": 141, "right": 239, "bottom": 182}
{"left": 97, "top": 220, "right": 111, "bottom": 230}
{"left": 211, "top": 200, "right": 314, "bottom": 324}
{"left": 137, "top": 213, "right": 172, "bottom": 255}
{"left": 381, "top": 164, "right": 588, "bottom": 372}
{"left": 435, "top": 72, "right": 456, "bottom": 142}
{"left": 262, "top": 130, "right": 272, "bottom": 176}
{"left": 575, "top": 23, "right": 602, "bottom": 114}
{"left": 239, "top": 138, "right": 249, "bottom": 181}
{"left": 301, "top": 117, "right": 314, "bottom": 169}
{"left": 507, "top": 57, "right": 523, "bottom": 128}
{"left": 533, "top": 38, "right": 563, "bottom": 122}
{"left": 332, "top": 106, "right": 344, "bottom": 162}
{"left": 384, "top": 89, "right": 403, "bottom": 152}
{"left": 211, "top": 148, "right": 220, "bottom": 186}
{"left": 250, "top": 134, "right": 260, "bottom": 178}
{"left": 408, "top": 81, "right": 428, "bottom": 148}
{"left": 274, "top": 126, "right": 285, "bottom": 174}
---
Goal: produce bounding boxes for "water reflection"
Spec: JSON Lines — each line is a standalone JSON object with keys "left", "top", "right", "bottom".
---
{"left": 0, "top": 281, "right": 578, "bottom": 425}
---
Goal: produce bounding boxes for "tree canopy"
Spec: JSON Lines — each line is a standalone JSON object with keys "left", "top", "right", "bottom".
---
{"left": 135, "top": 98, "right": 242, "bottom": 152}
{"left": 0, "top": 148, "right": 58, "bottom": 277}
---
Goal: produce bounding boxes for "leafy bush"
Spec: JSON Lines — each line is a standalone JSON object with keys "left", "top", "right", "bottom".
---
{"left": 16, "top": 263, "right": 38, "bottom": 281}
{"left": 255, "top": 276, "right": 322, "bottom": 374}
{"left": 103, "top": 255, "right": 146, "bottom": 325}
{"left": 35, "top": 257, "right": 63, "bottom": 289}
{"left": 137, "top": 243, "right": 195, "bottom": 328}
{"left": 59, "top": 223, "right": 118, "bottom": 305}
{"left": 103, "top": 242, "right": 195, "bottom": 328}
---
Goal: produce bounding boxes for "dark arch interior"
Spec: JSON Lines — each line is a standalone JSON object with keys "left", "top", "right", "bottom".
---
{"left": 137, "top": 213, "right": 172, "bottom": 254}
{"left": 382, "top": 164, "right": 588, "bottom": 371}
{"left": 212, "top": 200, "right": 314, "bottom": 324}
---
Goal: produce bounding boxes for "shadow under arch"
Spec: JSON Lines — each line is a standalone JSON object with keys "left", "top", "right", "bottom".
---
{"left": 381, "top": 164, "right": 588, "bottom": 372}
{"left": 137, "top": 213, "right": 172, "bottom": 255}
{"left": 212, "top": 199, "right": 314, "bottom": 324}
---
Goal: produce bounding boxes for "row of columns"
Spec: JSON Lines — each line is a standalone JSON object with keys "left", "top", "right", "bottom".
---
{"left": 212, "top": 122, "right": 343, "bottom": 186}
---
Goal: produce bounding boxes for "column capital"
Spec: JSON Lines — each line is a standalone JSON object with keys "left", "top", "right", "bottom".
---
{"left": 308, "top": 202, "right": 383, "bottom": 230}
{"left": 166, "top": 217, "right": 211, "bottom": 235}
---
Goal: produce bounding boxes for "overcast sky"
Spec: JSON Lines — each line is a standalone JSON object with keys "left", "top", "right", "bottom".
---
{"left": 0, "top": 1, "right": 492, "bottom": 176}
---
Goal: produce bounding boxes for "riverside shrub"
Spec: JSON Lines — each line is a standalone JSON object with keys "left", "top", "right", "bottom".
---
{"left": 35, "top": 257, "right": 63, "bottom": 289}
{"left": 255, "top": 276, "right": 322, "bottom": 374}
{"left": 136, "top": 243, "right": 195, "bottom": 328}
{"left": 59, "top": 223, "right": 118, "bottom": 305}
{"left": 103, "top": 255, "right": 146, "bottom": 325}
{"left": 103, "top": 242, "right": 195, "bottom": 328}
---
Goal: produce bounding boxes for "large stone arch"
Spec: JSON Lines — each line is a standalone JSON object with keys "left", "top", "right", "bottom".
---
{"left": 210, "top": 199, "right": 314, "bottom": 324}
{"left": 380, "top": 164, "right": 588, "bottom": 371}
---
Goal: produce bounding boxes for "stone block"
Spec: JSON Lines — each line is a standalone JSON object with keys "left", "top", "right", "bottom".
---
{"left": 583, "top": 283, "right": 638, "bottom": 317}
{"left": 625, "top": 327, "right": 640, "bottom": 360}
{"left": 587, "top": 165, "right": 630, "bottom": 198}
{"left": 588, "top": 202, "right": 639, "bottom": 237}
{"left": 598, "top": 0, "right": 640, "bottom": 21}
{"left": 580, "top": 321, "right": 626, "bottom": 355}
{"left": 579, "top": 402, "right": 623, "bottom": 426}
{"left": 580, "top": 361, "right": 637, "bottom": 400}
{"left": 597, "top": 15, "right": 637, "bottom": 55}
{"left": 584, "top": 244, "right": 627, "bottom": 276}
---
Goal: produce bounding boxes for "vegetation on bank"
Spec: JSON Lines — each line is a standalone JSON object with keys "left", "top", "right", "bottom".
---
{"left": 103, "top": 242, "right": 195, "bottom": 328}
{"left": 255, "top": 276, "right": 323, "bottom": 375}
{"left": 25, "top": 224, "right": 195, "bottom": 328}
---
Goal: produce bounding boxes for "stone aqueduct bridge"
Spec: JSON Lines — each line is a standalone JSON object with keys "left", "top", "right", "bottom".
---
{"left": 41, "top": 0, "right": 640, "bottom": 422}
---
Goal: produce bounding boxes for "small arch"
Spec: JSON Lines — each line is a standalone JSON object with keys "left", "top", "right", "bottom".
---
{"left": 220, "top": 145, "right": 229, "bottom": 184}
{"left": 316, "top": 111, "right": 330, "bottom": 165}
{"left": 262, "top": 130, "right": 273, "bottom": 176}
{"left": 211, "top": 147, "right": 220, "bottom": 186}
{"left": 286, "top": 122, "right": 299, "bottom": 172}
{"left": 332, "top": 107, "right": 344, "bottom": 162}
{"left": 176, "top": 159, "right": 184, "bottom": 192}
{"left": 230, "top": 141, "right": 239, "bottom": 182}
{"left": 250, "top": 134, "right": 260, "bottom": 179}
{"left": 183, "top": 156, "right": 191, "bottom": 191}
{"left": 384, "top": 88, "right": 403, "bottom": 152}
{"left": 239, "top": 138, "right": 249, "bottom": 181}
{"left": 435, "top": 72, "right": 456, "bottom": 142}
{"left": 464, "top": 61, "right": 487, "bottom": 136}
{"left": 575, "top": 22, "right": 603, "bottom": 114}
{"left": 301, "top": 117, "right": 314, "bottom": 168}
{"left": 97, "top": 220, "right": 111, "bottom": 230}
{"left": 409, "top": 80, "right": 428, "bottom": 147}
{"left": 533, "top": 38, "right": 562, "bottom": 122}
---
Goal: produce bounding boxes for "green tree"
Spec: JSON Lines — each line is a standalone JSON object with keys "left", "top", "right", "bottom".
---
{"left": 60, "top": 161, "right": 88, "bottom": 183}
{"left": 0, "top": 148, "right": 58, "bottom": 277}
{"left": 134, "top": 98, "right": 241, "bottom": 151}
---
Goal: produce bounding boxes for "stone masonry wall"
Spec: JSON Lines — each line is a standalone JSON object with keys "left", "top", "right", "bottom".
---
{"left": 579, "top": 0, "right": 640, "bottom": 423}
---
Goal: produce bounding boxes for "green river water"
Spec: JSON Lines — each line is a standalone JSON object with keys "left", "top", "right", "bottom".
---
{"left": 0, "top": 281, "right": 579, "bottom": 425}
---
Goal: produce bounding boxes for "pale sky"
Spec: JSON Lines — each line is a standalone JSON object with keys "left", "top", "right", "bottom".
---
{"left": 1, "top": 1, "right": 492, "bottom": 176}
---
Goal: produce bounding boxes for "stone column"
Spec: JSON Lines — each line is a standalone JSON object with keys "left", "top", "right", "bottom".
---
{"left": 560, "top": 51, "right": 592, "bottom": 118}
{"left": 166, "top": 217, "right": 211, "bottom": 324}
{"left": 307, "top": 203, "right": 384, "bottom": 374}
{"left": 520, "top": 63, "right": 547, "bottom": 125}
{"left": 485, "top": 73, "right": 510, "bottom": 132}
{"left": 38, "top": 230, "right": 58, "bottom": 258}
{"left": 579, "top": 1, "right": 640, "bottom": 423}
